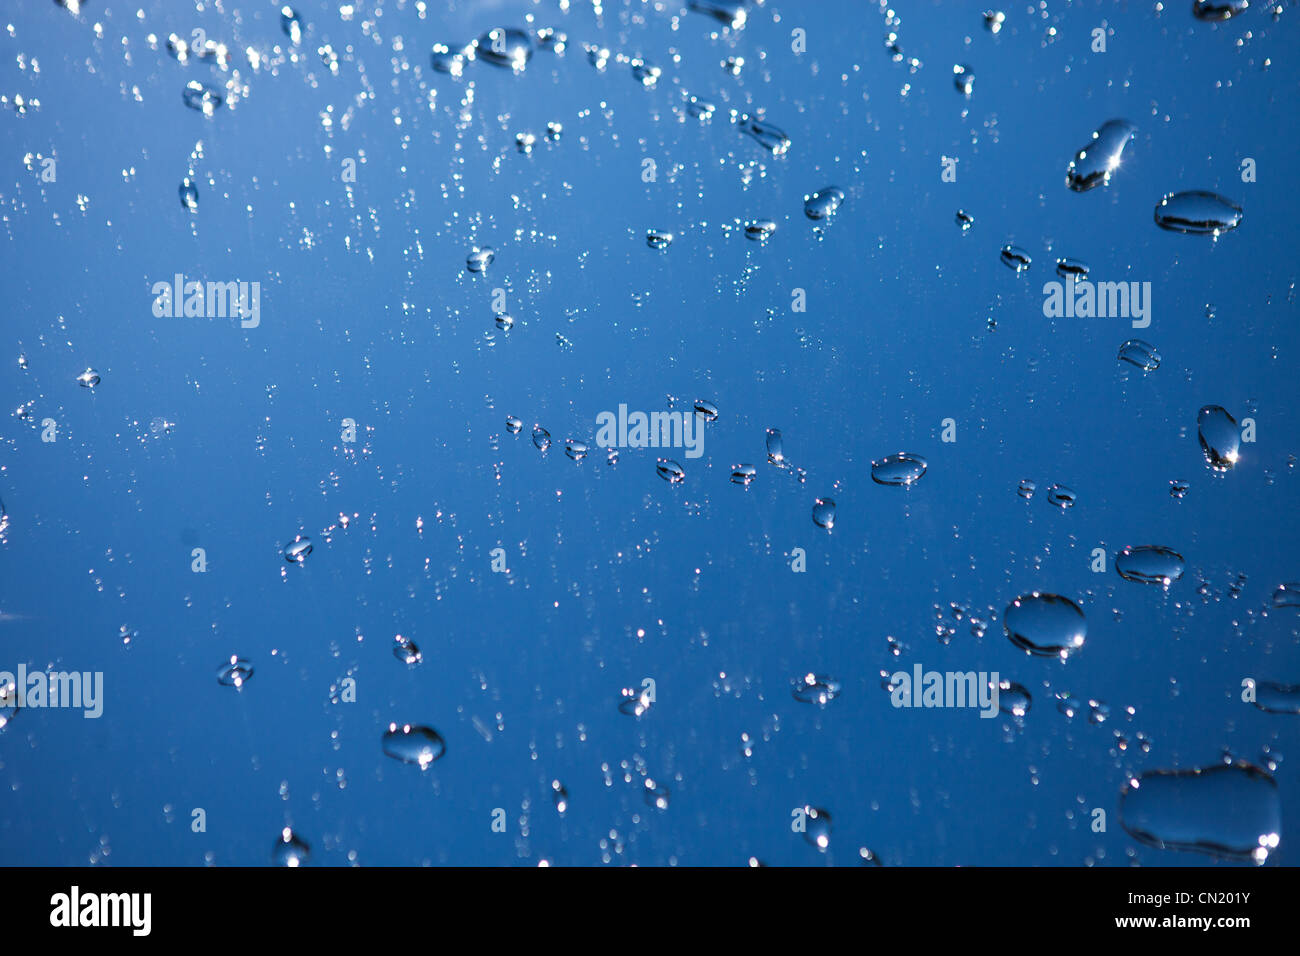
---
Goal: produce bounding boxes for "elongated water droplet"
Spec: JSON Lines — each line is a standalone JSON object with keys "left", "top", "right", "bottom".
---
{"left": 872, "top": 453, "right": 927, "bottom": 486}
{"left": 1252, "top": 681, "right": 1300, "bottom": 715}
{"left": 693, "top": 399, "right": 718, "bottom": 421}
{"left": 644, "top": 778, "right": 671, "bottom": 810}
{"left": 953, "top": 64, "right": 974, "bottom": 96}
{"left": 182, "top": 80, "right": 225, "bottom": 115}
{"left": 1118, "top": 339, "right": 1160, "bottom": 370}
{"left": 1115, "top": 546, "right": 1185, "bottom": 586}
{"left": 744, "top": 219, "right": 777, "bottom": 242}
{"left": 765, "top": 428, "right": 784, "bottom": 464}
{"left": 1005, "top": 592, "right": 1086, "bottom": 658}
{"left": 565, "top": 439, "right": 588, "bottom": 461}
{"left": 630, "top": 58, "right": 661, "bottom": 87}
{"left": 686, "top": 94, "right": 716, "bottom": 120}
{"left": 1154, "top": 191, "right": 1243, "bottom": 236}
{"left": 179, "top": 178, "right": 198, "bottom": 212}
{"left": 738, "top": 115, "right": 790, "bottom": 154}
{"left": 803, "top": 806, "right": 831, "bottom": 850}
{"left": 1055, "top": 257, "right": 1089, "bottom": 279}
{"left": 656, "top": 458, "right": 685, "bottom": 483}
{"left": 1017, "top": 479, "right": 1037, "bottom": 500}
{"left": 431, "top": 42, "right": 471, "bottom": 76}
{"left": 955, "top": 209, "right": 974, "bottom": 231}
{"left": 1169, "top": 479, "right": 1190, "bottom": 499}
{"left": 280, "top": 6, "right": 304, "bottom": 44}
{"left": 1000, "top": 245, "right": 1031, "bottom": 272}
{"left": 689, "top": 0, "right": 748, "bottom": 28}
{"left": 551, "top": 780, "right": 569, "bottom": 814}
{"left": 812, "top": 497, "right": 836, "bottom": 529}
{"left": 731, "top": 463, "right": 757, "bottom": 485}
{"left": 1197, "top": 405, "right": 1240, "bottom": 470}
{"left": 1193, "top": 0, "right": 1251, "bottom": 21}
{"left": 1046, "top": 484, "right": 1076, "bottom": 508}
{"left": 646, "top": 229, "right": 674, "bottom": 250}
{"left": 382, "top": 723, "right": 446, "bottom": 768}
{"left": 996, "top": 680, "right": 1032, "bottom": 718}
{"left": 1272, "top": 583, "right": 1300, "bottom": 608}
{"left": 76, "top": 367, "right": 100, "bottom": 388}
{"left": 1120, "top": 763, "right": 1280, "bottom": 863}
{"left": 1066, "top": 119, "right": 1135, "bottom": 192}
{"left": 393, "top": 635, "right": 422, "bottom": 664}
{"left": 532, "top": 425, "right": 551, "bottom": 452}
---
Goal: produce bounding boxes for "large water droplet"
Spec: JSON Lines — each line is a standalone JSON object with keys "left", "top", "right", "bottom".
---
{"left": 1252, "top": 681, "right": 1300, "bottom": 715}
{"left": 1118, "top": 339, "right": 1160, "bottom": 371}
{"left": 475, "top": 28, "right": 533, "bottom": 72}
{"left": 466, "top": 246, "right": 495, "bottom": 273}
{"left": 1197, "top": 405, "right": 1240, "bottom": 470}
{"left": 731, "top": 463, "right": 757, "bottom": 485}
{"left": 1193, "top": 0, "right": 1251, "bottom": 21}
{"left": 1116, "top": 546, "right": 1185, "bottom": 586}
{"left": 792, "top": 674, "right": 842, "bottom": 705}
{"left": 283, "top": 535, "right": 312, "bottom": 563}
{"left": 804, "top": 187, "right": 844, "bottom": 220}
{"left": 217, "top": 656, "right": 254, "bottom": 687}
{"left": 1120, "top": 763, "right": 1281, "bottom": 863}
{"left": 1066, "top": 119, "right": 1136, "bottom": 192}
{"left": 1154, "top": 191, "right": 1243, "bottom": 236}
{"left": 738, "top": 115, "right": 790, "bottom": 154}
{"left": 1272, "top": 583, "right": 1300, "bottom": 608}
{"left": 1046, "top": 484, "right": 1076, "bottom": 509}
{"left": 656, "top": 459, "right": 685, "bottom": 483}
{"left": 272, "top": 827, "right": 310, "bottom": 866}
{"left": 812, "top": 497, "right": 836, "bottom": 529}
{"left": 1004, "top": 593, "right": 1086, "bottom": 658}
{"left": 871, "top": 453, "right": 927, "bottom": 486}
{"left": 532, "top": 425, "right": 552, "bottom": 452}
{"left": 182, "top": 80, "right": 224, "bottom": 115}
{"left": 1000, "top": 245, "right": 1031, "bottom": 272}
{"left": 382, "top": 723, "right": 446, "bottom": 768}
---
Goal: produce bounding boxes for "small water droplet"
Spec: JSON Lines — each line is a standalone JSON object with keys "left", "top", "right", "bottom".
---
{"left": 393, "top": 635, "right": 422, "bottom": 665}
{"left": 1046, "top": 484, "right": 1076, "bottom": 509}
{"left": 532, "top": 425, "right": 552, "bottom": 452}
{"left": 955, "top": 209, "right": 974, "bottom": 231}
{"left": 804, "top": 187, "right": 845, "bottom": 220}
{"left": 646, "top": 229, "right": 674, "bottom": 250}
{"left": 382, "top": 723, "right": 446, "bottom": 768}
{"left": 217, "top": 656, "right": 254, "bottom": 687}
{"left": 182, "top": 80, "right": 224, "bottom": 115}
{"left": 466, "top": 246, "right": 495, "bottom": 273}
{"left": 1017, "top": 479, "right": 1037, "bottom": 500}
{"left": 802, "top": 806, "right": 832, "bottom": 850}
{"left": 565, "top": 439, "right": 588, "bottom": 461}
{"left": 656, "top": 458, "right": 685, "bottom": 483}
{"left": 1000, "top": 245, "right": 1031, "bottom": 272}
{"left": 1118, "top": 339, "right": 1160, "bottom": 371}
{"left": 871, "top": 453, "right": 927, "bottom": 486}
{"left": 744, "top": 219, "right": 777, "bottom": 242}
{"left": 76, "top": 368, "right": 100, "bottom": 388}
{"left": 731, "top": 463, "right": 757, "bottom": 485}
{"left": 272, "top": 827, "right": 309, "bottom": 866}
{"left": 765, "top": 428, "right": 785, "bottom": 464}
{"left": 283, "top": 535, "right": 312, "bottom": 563}
{"left": 812, "top": 497, "right": 836, "bottom": 529}
{"left": 792, "top": 673, "right": 842, "bottom": 705}
{"left": 1115, "top": 546, "right": 1185, "bottom": 586}
{"left": 179, "top": 178, "right": 198, "bottom": 212}
{"left": 1055, "top": 257, "right": 1089, "bottom": 279}
{"left": 953, "top": 63, "right": 974, "bottom": 96}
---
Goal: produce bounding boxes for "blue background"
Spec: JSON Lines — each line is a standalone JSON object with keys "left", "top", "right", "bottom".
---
{"left": 0, "top": 0, "right": 1297, "bottom": 865}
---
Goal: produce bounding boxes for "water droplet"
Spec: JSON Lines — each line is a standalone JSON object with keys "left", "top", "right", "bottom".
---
{"left": 619, "top": 685, "right": 654, "bottom": 716}
{"left": 984, "top": 10, "right": 1006, "bottom": 33}
{"left": 646, "top": 229, "right": 674, "bottom": 250}
{"left": 1116, "top": 546, "right": 1186, "bottom": 586}
{"left": 858, "top": 847, "right": 883, "bottom": 866}
{"left": 722, "top": 55, "right": 745, "bottom": 76}
{"left": 1197, "top": 405, "right": 1240, "bottom": 470}
{"left": 505, "top": 416, "right": 523, "bottom": 434}
{"left": 272, "top": 827, "right": 309, "bottom": 866}
{"left": 1017, "top": 479, "right": 1037, "bottom": 500}
{"left": 1046, "top": 484, "right": 1076, "bottom": 509}
{"left": 804, "top": 187, "right": 844, "bottom": 220}
{"left": 1271, "top": 583, "right": 1300, "bottom": 608}
{"left": 494, "top": 312, "right": 514, "bottom": 331}
{"left": 431, "top": 42, "right": 471, "bottom": 76}
{"left": 1004, "top": 592, "right": 1087, "bottom": 658}
{"left": 217, "top": 656, "right": 254, "bottom": 687}
{"left": 283, "top": 535, "right": 312, "bottom": 563}
{"left": 182, "top": 80, "right": 224, "bottom": 115}
{"left": 656, "top": 459, "right": 685, "bottom": 483}
{"left": 515, "top": 132, "right": 536, "bottom": 154}
{"left": 953, "top": 64, "right": 974, "bottom": 96}
{"left": 1066, "top": 119, "right": 1136, "bottom": 192}
{"left": 693, "top": 400, "right": 718, "bottom": 422}
{"left": 955, "top": 209, "right": 974, "bottom": 231}
{"left": 1154, "top": 191, "right": 1243, "bottom": 236}
{"left": 738, "top": 115, "right": 791, "bottom": 154}
{"left": 1055, "top": 257, "right": 1089, "bottom": 279}
{"left": 532, "top": 425, "right": 551, "bottom": 452}
{"left": 643, "top": 778, "right": 671, "bottom": 810}
{"left": 475, "top": 28, "right": 532, "bottom": 73}
{"left": 551, "top": 780, "right": 569, "bottom": 814}
{"left": 996, "top": 680, "right": 1032, "bottom": 718}
{"left": 686, "top": 95, "right": 716, "bottom": 120}
{"left": 1169, "top": 479, "right": 1190, "bottom": 499}
{"left": 630, "top": 58, "right": 661, "bottom": 87}
{"left": 765, "top": 428, "right": 785, "bottom": 464}
{"left": 382, "top": 723, "right": 446, "bottom": 768}
{"left": 1193, "top": 0, "right": 1251, "bottom": 21}
{"left": 179, "top": 178, "right": 198, "bottom": 212}
{"left": 76, "top": 368, "right": 100, "bottom": 388}
{"left": 744, "top": 219, "right": 777, "bottom": 242}
{"left": 280, "top": 6, "right": 304, "bottom": 43}
{"left": 1000, "top": 245, "right": 1031, "bottom": 272}
{"left": 731, "top": 464, "right": 757, "bottom": 485}
{"left": 466, "top": 246, "right": 495, "bottom": 273}
{"left": 792, "top": 673, "right": 842, "bottom": 705}
{"left": 1252, "top": 681, "right": 1300, "bottom": 715}
{"left": 1118, "top": 339, "right": 1160, "bottom": 371}
{"left": 689, "top": 0, "right": 748, "bottom": 29}
{"left": 0, "top": 679, "right": 16, "bottom": 731}
{"left": 871, "top": 453, "right": 927, "bottom": 486}
{"left": 393, "top": 635, "right": 422, "bottom": 665}
{"left": 812, "top": 497, "right": 836, "bottom": 529}
{"left": 1120, "top": 763, "right": 1280, "bottom": 863}
{"left": 565, "top": 439, "right": 588, "bottom": 461}
{"left": 802, "top": 806, "right": 832, "bottom": 850}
